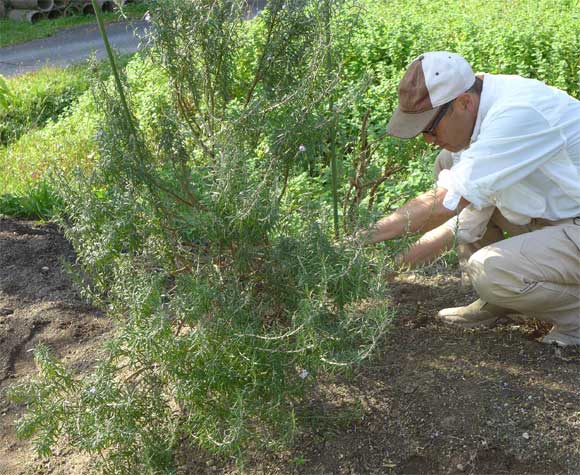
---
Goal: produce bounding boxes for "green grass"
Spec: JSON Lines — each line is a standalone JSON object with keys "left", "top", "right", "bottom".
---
{"left": 0, "top": 55, "right": 132, "bottom": 147}
{"left": 1, "top": 65, "right": 89, "bottom": 146}
{"left": 0, "top": 3, "right": 148, "bottom": 48}
{"left": 0, "top": 55, "right": 134, "bottom": 219}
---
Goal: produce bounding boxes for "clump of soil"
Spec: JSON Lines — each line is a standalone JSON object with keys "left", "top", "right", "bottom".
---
{"left": 0, "top": 218, "right": 578, "bottom": 475}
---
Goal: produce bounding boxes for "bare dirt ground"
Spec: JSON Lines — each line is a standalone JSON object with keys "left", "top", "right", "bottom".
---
{"left": 0, "top": 218, "right": 578, "bottom": 475}
{"left": 0, "top": 218, "right": 111, "bottom": 474}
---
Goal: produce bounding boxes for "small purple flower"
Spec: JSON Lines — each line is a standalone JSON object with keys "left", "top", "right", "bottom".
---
{"left": 299, "top": 369, "right": 309, "bottom": 379}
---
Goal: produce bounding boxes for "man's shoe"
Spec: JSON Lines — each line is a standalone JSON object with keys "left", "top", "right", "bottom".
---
{"left": 541, "top": 328, "right": 580, "bottom": 347}
{"left": 437, "top": 299, "right": 510, "bottom": 329}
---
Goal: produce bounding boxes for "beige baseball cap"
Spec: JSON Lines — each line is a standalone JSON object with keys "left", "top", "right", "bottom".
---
{"left": 386, "top": 52, "right": 476, "bottom": 138}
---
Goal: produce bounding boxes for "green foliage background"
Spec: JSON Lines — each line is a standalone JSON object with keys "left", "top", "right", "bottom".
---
{"left": 336, "top": 0, "right": 580, "bottom": 211}
{"left": 2, "top": 0, "right": 579, "bottom": 217}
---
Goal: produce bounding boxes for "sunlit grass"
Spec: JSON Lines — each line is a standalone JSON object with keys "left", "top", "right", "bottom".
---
{"left": 0, "top": 57, "right": 132, "bottom": 217}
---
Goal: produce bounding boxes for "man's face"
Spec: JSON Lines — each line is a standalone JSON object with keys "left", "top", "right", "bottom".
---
{"left": 421, "top": 93, "right": 477, "bottom": 152}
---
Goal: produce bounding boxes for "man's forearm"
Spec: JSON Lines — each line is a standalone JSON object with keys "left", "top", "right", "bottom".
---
{"left": 395, "top": 224, "right": 455, "bottom": 268}
{"left": 367, "top": 187, "right": 462, "bottom": 244}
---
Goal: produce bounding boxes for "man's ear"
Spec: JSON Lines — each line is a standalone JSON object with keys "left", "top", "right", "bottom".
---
{"left": 456, "top": 92, "right": 477, "bottom": 113}
{"left": 455, "top": 93, "right": 473, "bottom": 112}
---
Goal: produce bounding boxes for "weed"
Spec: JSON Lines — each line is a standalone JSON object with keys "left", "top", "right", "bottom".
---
{"left": 0, "top": 179, "right": 61, "bottom": 219}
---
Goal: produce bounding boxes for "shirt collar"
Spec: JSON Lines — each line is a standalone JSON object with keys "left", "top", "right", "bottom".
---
{"left": 470, "top": 73, "right": 494, "bottom": 144}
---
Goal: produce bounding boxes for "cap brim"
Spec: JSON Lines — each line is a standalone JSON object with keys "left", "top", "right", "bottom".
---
{"left": 386, "top": 106, "right": 440, "bottom": 139}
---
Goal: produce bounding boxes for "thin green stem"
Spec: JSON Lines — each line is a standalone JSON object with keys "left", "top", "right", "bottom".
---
{"left": 91, "top": 0, "right": 137, "bottom": 137}
{"left": 324, "top": 0, "right": 339, "bottom": 240}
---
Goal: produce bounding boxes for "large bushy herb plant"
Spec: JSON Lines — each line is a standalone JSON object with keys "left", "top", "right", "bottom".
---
{"left": 10, "top": 1, "right": 393, "bottom": 472}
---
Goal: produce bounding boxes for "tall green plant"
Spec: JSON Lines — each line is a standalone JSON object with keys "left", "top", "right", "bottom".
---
{"left": 11, "top": 1, "right": 392, "bottom": 472}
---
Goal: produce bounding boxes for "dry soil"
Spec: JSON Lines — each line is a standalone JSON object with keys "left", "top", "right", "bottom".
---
{"left": 0, "top": 218, "right": 578, "bottom": 475}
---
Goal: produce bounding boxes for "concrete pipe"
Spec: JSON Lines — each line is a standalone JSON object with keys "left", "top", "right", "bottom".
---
{"left": 97, "top": 0, "right": 114, "bottom": 11}
{"left": 0, "top": 1, "right": 5, "bottom": 19}
{"left": 81, "top": 0, "right": 94, "bottom": 14}
{"left": 65, "top": 0, "right": 83, "bottom": 12}
{"left": 53, "top": 0, "right": 66, "bottom": 7}
{"left": 63, "top": 3, "right": 80, "bottom": 15}
{"left": 48, "top": 7, "right": 63, "bottom": 18}
{"left": 9, "top": 0, "right": 53, "bottom": 11}
{"left": 8, "top": 8, "right": 47, "bottom": 22}
{"left": 80, "top": 0, "right": 111, "bottom": 13}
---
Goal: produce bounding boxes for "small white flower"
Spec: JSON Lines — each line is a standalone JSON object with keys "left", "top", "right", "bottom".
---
{"left": 89, "top": 386, "right": 97, "bottom": 394}
{"left": 94, "top": 129, "right": 105, "bottom": 141}
{"left": 299, "top": 369, "right": 309, "bottom": 379}
{"left": 143, "top": 11, "right": 151, "bottom": 22}
{"left": 298, "top": 144, "right": 306, "bottom": 153}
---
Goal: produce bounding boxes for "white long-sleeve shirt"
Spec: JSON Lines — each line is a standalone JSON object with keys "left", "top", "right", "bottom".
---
{"left": 437, "top": 74, "right": 580, "bottom": 225}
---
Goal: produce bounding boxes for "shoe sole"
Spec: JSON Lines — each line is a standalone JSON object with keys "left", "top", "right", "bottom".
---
{"left": 437, "top": 316, "right": 498, "bottom": 329}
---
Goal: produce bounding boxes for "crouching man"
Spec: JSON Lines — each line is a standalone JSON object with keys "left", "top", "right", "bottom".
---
{"left": 365, "top": 51, "right": 580, "bottom": 346}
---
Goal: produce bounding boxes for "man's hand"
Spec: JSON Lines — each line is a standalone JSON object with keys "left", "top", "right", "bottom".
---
{"left": 395, "top": 223, "right": 455, "bottom": 268}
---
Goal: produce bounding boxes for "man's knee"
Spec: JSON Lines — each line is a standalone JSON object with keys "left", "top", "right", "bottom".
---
{"left": 466, "top": 247, "right": 518, "bottom": 304}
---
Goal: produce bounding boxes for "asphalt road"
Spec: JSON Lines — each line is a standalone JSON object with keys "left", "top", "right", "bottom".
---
{"left": 0, "top": 20, "right": 149, "bottom": 77}
{"left": 0, "top": 1, "right": 266, "bottom": 77}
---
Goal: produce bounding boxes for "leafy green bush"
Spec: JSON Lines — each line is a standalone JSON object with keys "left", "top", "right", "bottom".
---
{"left": 11, "top": 2, "right": 393, "bottom": 472}
{"left": 337, "top": 0, "right": 580, "bottom": 211}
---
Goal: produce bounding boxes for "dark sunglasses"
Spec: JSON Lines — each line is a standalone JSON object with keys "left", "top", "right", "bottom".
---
{"left": 422, "top": 100, "right": 453, "bottom": 136}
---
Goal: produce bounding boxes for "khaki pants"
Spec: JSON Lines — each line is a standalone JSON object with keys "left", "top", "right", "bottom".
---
{"left": 435, "top": 150, "right": 580, "bottom": 337}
